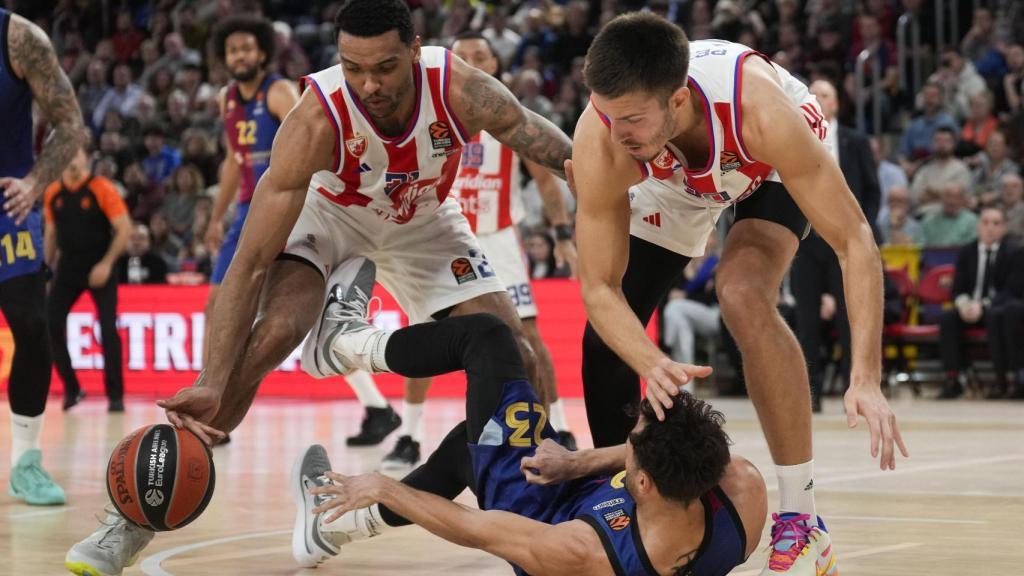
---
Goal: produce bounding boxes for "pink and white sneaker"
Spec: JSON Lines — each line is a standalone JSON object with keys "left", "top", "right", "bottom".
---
{"left": 759, "top": 513, "right": 838, "bottom": 576}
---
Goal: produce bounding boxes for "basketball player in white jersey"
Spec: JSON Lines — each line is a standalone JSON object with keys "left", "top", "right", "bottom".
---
{"left": 380, "top": 32, "right": 579, "bottom": 470}
{"left": 65, "top": 2, "right": 572, "bottom": 574}
{"left": 573, "top": 13, "right": 908, "bottom": 576}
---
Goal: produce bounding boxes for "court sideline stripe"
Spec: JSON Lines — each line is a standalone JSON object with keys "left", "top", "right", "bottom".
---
{"left": 139, "top": 529, "right": 290, "bottom": 576}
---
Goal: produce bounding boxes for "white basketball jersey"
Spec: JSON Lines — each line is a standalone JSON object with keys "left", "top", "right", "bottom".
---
{"left": 595, "top": 40, "right": 827, "bottom": 208}
{"left": 300, "top": 46, "right": 469, "bottom": 225}
{"left": 451, "top": 131, "right": 524, "bottom": 234}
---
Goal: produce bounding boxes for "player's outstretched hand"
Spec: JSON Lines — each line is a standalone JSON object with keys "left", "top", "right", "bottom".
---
{"left": 0, "top": 176, "right": 38, "bottom": 225}
{"left": 157, "top": 387, "right": 225, "bottom": 446}
{"left": 521, "top": 438, "right": 578, "bottom": 485}
{"left": 843, "top": 379, "right": 909, "bottom": 470}
{"left": 642, "top": 357, "right": 712, "bottom": 420}
{"left": 311, "top": 472, "right": 390, "bottom": 524}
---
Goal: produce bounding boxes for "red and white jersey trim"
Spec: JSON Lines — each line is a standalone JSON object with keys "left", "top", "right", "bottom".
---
{"left": 299, "top": 47, "right": 469, "bottom": 225}
{"left": 451, "top": 131, "right": 524, "bottom": 234}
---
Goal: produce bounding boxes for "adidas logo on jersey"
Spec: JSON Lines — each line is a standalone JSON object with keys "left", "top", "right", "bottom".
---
{"left": 642, "top": 213, "right": 662, "bottom": 227}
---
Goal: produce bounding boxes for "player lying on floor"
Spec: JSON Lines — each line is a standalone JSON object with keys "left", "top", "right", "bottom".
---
{"left": 291, "top": 263, "right": 769, "bottom": 576}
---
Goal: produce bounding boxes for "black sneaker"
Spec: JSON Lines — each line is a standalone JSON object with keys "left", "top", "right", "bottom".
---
{"left": 108, "top": 398, "right": 125, "bottom": 412}
{"left": 347, "top": 406, "right": 401, "bottom": 446}
{"left": 63, "top": 390, "right": 85, "bottom": 411}
{"left": 381, "top": 435, "right": 420, "bottom": 471}
{"left": 556, "top": 430, "right": 577, "bottom": 451}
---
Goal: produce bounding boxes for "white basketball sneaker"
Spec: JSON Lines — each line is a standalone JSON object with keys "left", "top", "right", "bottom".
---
{"left": 65, "top": 508, "right": 155, "bottom": 576}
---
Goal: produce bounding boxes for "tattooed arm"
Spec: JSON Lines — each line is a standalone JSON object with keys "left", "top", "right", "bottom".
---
{"left": 448, "top": 55, "right": 571, "bottom": 179}
{"left": 1, "top": 14, "right": 86, "bottom": 223}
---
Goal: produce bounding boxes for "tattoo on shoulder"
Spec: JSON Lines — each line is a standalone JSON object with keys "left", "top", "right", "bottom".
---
{"left": 460, "top": 72, "right": 570, "bottom": 178}
{"left": 8, "top": 17, "right": 84, "bottom": 185}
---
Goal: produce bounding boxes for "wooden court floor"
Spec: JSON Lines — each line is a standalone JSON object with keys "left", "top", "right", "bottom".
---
{"left": 3, "top": 392, "right": 1023, "bottom": 575}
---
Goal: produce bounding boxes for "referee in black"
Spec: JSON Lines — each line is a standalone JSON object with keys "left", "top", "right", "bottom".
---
{"left": 44, "top": 146, "right": 131, "bottom": 412}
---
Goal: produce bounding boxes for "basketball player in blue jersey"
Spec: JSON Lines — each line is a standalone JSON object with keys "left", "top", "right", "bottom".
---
{"left": 207, "top": 16, "right": 398, "bottom": 447}
{"left": 290, "top": 266, "right": 767, "bottom": 574}
{"left": 0, "top": 8, "right": 85, "bottom": 506}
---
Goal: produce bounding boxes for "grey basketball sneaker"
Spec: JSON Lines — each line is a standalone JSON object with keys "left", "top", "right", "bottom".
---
{"left": 65, "top": 508, "right": 155, "bottom": 576}
{"left": 291, "top": 444, "right": 341, "bottom": 568}
{"left": 311, "top": 258, "right": 389, "bottom": 375}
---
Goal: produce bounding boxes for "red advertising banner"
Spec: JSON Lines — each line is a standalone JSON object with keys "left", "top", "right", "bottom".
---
{"left": 0, "top": 281, "right": 658, "bottom": 399}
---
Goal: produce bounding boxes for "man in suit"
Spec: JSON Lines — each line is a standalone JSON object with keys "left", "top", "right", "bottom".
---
{"left": 793, "top": 79, "right": 881, "bottom": 412}
{"left": 939, "top": 207, "right": 1021, "bottom": 399}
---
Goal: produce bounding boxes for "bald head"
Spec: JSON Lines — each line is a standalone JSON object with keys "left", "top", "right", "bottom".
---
{"left": 809, "top": 79, "right": 838, "bottom": 122}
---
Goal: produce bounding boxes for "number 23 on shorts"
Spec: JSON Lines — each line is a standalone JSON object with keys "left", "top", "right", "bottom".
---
{"left": 505, "top": 402, "right": 547, "bottom": 448}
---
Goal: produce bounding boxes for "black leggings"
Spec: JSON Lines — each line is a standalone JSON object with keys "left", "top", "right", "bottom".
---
{"left": 582, "top": 236, "right": 689, "bottom": 448}
{"left": 378, "top": 313, "right": 527, "bottom": 526}
{"left": 0, "top": 271, "right": 52, "bottom": 417}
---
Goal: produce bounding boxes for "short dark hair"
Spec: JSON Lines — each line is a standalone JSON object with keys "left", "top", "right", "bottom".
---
{"left": 334, "top": 0, "right": 414, "bottom": 45}
{"left": 934, "top": 125, "right": 957, "bottom": 138}
{"left": 628, "top": 393, "right": 731, "bottom": 504}
{"left": 584, "top": 12, "right": 690, "bottom": 99}
{"left": 212, "top": 16, "right": 277, "bottom": 64}
{"left": 452, "top": 31, "right": 502, "bottom": 77}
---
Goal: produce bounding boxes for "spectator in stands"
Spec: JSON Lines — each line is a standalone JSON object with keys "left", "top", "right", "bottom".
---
{"left": 412, "top": 0, "right": 447, "bottom": 46}
{"left": 910, "top": 126, "right": 972, "bottom": 214}
{"left": 929, "top": 46, "right": 987, "bottom": 121}
{"left": 122, "top": 161, "right": 161, "bottom": 223}
{"left": 513, "top": 8, "right": 556, "bottom": 71}
{"left": 111, "top": 11, "right": 144, "bottom": 64}
{"left": 879, "top": 186, "right": 921, "bottom": 245}
{"left": 43, "top": 147, "right": 131, "bottom": 412}
{"left": 176, "top": 62, "right": 215, "bottom": 113}
{"left": 899, "top": 82, "right": 958, "bottom": 173}
{"left": 482, "top": 7, "right": 521, "bottom": 69}
{"left": 960, "top": 7, "right": 1006, "bottom": 81}
{"left": 141, "top": 123, "right": 181, "bottom": 187}
{"left": 1003, "top": 43, "right": 1024, "bottom": 114}
{"left": 117, "top": 223, "right": 168, "bottom": 285}
{"left": 91, "top": 63, "right": 143, "bottom": 131}
{"left": 78, "top": 60, "right": 109, "bottom": 133}
{"left": 149, "top": 211, "right": 183, "bottom": 272}
{"left": 180, "top": 129, "right": 219, "bottom": 186}
{"left": 918, "top": 185, "right": 979, "bottom": 248}
{"left": 164, "top": 90, "right": 192, "bottom": 146}
{"left": 516, "top": 69, "right": 554, "bottom": 119}
{"left": 550, "top": 1, "right": 593, "bottom": 75}
{"left": 161, "top": 164, "right": 204, "bottom": 239}
{"left": 152, "top": 32, "right": 200, "bottom": 77}
{"left": 137, "top": 39, "right": 162, "bottom": 87}
{"left": 551, "top": 77, "right": 585, "bottom": 135}
{"left": 972, "top": 131, "right": 1019, "bottom": 205}
{"left": 939, "top": 207, "right": 1020, "bottom": 399}
{"left": 148, "top": 67, "right": 176, "bottom": 110}
{"left": 871, "top": 136, "right": 909, "bottom": 231}
{"left": 1001, "top": 172, "right": 1024, "bottom": 244}
{"left": 662, "top": 235, "right": 720, "bottom": 372}
{"left": 526, "top": 230, "right": 568, "bottom": 279}
{"left": 959, "top": 91, "right": 998, "bottom": 156}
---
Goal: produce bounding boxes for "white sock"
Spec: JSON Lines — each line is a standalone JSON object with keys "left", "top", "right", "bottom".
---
{"left": 371, "top": 331, "right": 391, "bottom": 372}
{"left": 345, "top": 371, "right": 388, "bottom": 409}
{"left": 776, "top": 460, "right": 818, "bottom": 526}
{"left": 547, "top": 399, "right": 569, "bottom": 432}
{"left": 400, "top": 401, "right": 424, "bottom": 441}
{"left": 320, "top": 503, "right": 388, "bottom": 540}
{"left": 11, "top": 413, "right": 43, "bottom": 466}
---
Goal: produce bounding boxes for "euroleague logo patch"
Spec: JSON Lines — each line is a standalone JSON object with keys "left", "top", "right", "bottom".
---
{"left": 145, "top": 488, "right": 164, "bottom": 507}
{"left": 720, "top": 150, "right": 742, "bottom": 171}
{"left": 430, "top": 121, "right": 453, "bottom": 150}
{"left": 603, "top": 508, "right": 631, "bottom": 531}
{"left": 451, "top": 257, "right": 477, "bottom": 285}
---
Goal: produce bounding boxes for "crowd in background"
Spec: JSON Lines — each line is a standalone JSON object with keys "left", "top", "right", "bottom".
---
{"left": 9, "top": 0, "right": 1024, "bottom": 397}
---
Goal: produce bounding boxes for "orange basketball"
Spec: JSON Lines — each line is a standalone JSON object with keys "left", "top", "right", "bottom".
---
{"left": 106, "top": 424, "right": 216, "bottom": 531}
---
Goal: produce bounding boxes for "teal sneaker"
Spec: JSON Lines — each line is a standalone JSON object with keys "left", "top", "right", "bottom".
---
{"left": 8, "top": 449, "right": 66, "bottom": 505}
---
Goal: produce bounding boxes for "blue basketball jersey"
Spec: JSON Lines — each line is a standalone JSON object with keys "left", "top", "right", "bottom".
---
{"left": 223, "top": 73, "right": 282, "bottom": 204}
{"left": 469, "top": 380, "right": 747, "bottom": 576}
{"left": 0, "top": 8, "right": 43, "bottom": 283}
